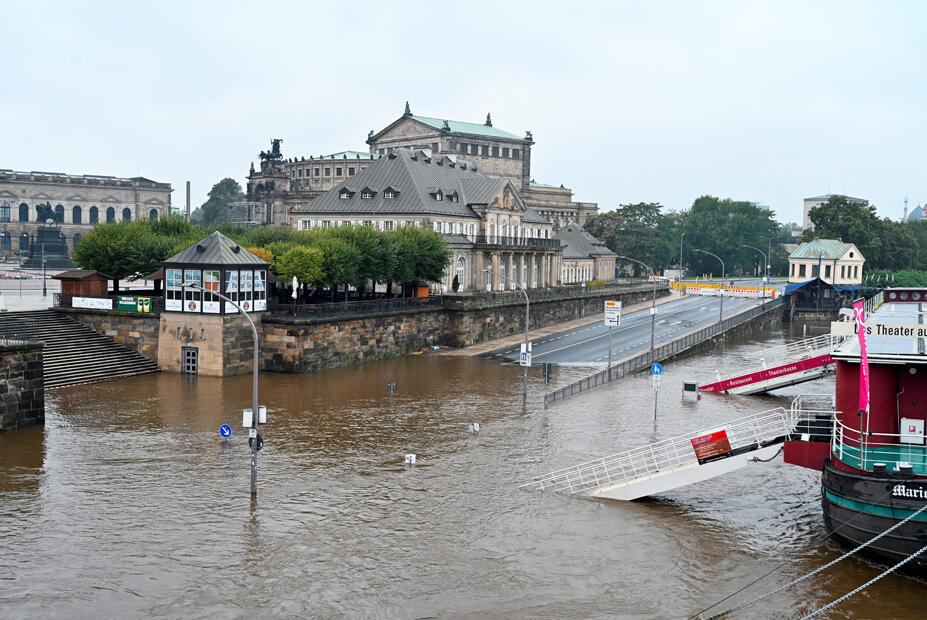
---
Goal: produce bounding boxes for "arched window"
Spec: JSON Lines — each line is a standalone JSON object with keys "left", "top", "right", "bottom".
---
{"left": 0, "top": 232, "right": 10, "bottom": 251}
{"left": 20, "top": 233, "right": 29, "bottom": 251}
{"left": 0, "top": 202, "right": 9, "bottom": 222}
{"left": 456, "top": 257, "right": 465, "bottom": 288}
{"left": 72, "top": 205, "right": 82, "bottom": 224}
{"left": 19, "top": 203, "right": 29, "bottom": 222}
{"left": 106, "top": 207, "right": 115, "bottom": 223}
{"left": 73, "top": 233, "right": 82, "bottom": 247}
{"left": 54, "top": 204, "right": 64, "bottom": 222}
{"left": 90, "top": 206, "right": 99, "bottom": 223}
{"left": 122, "top": 208, "right": 132, "bottom": 221}
{"left": 149, "top": 208, "right": 158, "bottom": 220}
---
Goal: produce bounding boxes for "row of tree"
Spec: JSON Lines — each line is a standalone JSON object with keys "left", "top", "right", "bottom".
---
{"left": 72, "top": 216, "right": 451, "bottom": 298}
{"left": 583, "top": 194, "right": 927, "bottom": 278}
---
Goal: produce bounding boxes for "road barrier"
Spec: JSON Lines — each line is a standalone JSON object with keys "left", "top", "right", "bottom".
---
{"left": 543, "top": 297, "right": 784, "bottom": 407}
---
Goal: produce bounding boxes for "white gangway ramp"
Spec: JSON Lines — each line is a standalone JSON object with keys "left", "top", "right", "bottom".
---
{"left": 697, "top": 334, "right": 848, "bottom": 395}
{"left": 520, "top": 407, "right": 795, "bottom": 501}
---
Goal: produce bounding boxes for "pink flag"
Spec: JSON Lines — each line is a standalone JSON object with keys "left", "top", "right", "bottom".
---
{"left": 853, "top": 299, "right": 870, "bottom": 413}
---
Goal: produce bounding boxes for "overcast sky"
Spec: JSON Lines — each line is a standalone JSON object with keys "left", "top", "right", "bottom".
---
{"left": 2, "top": 1, "right": 924, "bottom": 225}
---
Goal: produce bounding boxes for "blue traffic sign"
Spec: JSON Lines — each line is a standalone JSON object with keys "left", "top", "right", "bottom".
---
{"left": 219, "top": 424, "right": 232, "bottom": 438}
{"left": 651, "top": 363, "right": 663, "bottom": 375}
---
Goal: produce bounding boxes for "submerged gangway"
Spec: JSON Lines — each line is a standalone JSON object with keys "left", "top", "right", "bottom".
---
{"left": 520, "top": 407, "right": 798, "bottom": 501}
{"left": 697, "top": 333, "right": 849, "bottom": 395}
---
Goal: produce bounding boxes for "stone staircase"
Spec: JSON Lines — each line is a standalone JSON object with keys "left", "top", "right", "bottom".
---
{"left": 3, "top": 310, "right": 160, "bottom": 389}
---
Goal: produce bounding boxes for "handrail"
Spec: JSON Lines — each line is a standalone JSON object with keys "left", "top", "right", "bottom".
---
{"left": 521, "top": 406, "right": 793, "bottom": 495}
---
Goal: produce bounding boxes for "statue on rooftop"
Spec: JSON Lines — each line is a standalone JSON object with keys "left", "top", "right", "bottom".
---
{"left": 259, "top": 138, "right": 283, "bottom": 163}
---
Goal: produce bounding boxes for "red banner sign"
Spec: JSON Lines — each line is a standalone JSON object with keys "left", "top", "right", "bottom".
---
{"left": 854, "top": 299, "right": 870, "bottom": 414}
{"left": 699, "top": 354, "right": 833, "bottom": 393}
{"left": 691, "top": 429, "right": 733, "bottom": 464}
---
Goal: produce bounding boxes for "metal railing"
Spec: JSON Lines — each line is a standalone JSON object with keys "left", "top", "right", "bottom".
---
{"left": 831, "top": 416, "right": 927, "bottom": 476}
{"left": 0, "top": 316, "right": 40, "bottom": 345}
{"left": 469, "top": 235, "right": 560, "bottom": 249}
{"left": 456, "top": 280, "right": 668, "bottom": 309}
{"left": 520, "top": 406, "right": 794, "bottom": 495}
{"left": 266, "top": 295, "right": 444, "bottom": 320}
{"left": 544, "top": 297, "right": 784, "bottom": 406}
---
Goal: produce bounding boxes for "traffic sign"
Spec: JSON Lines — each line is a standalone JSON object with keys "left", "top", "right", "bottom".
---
{"left": 651, "top": 363, "right": 663, "bottom": 375}
{"left": 520, "top": 342, "right": 532, "bottom": 367}
{"left": 219, "top": 424, "right": 232, "bottom": 438}
{"left": 604, "top": 300, "right": 621, "bottom": 327}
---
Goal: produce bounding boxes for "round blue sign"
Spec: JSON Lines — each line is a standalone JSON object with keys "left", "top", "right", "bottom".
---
{"left": 219, "top": 424, "right": 232, "bottom": 438}
{"left": 651, "top": 363, "right": 663, "bottom": 375}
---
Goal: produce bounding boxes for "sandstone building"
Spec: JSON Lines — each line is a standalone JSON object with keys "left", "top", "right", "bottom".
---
{"left": 292, "top": 148, "right": 562, "bottom": 292}
{"left": 555, "top": 224, "right": 617, "bottom": 284}
{"left": 0, "top": 169, "right": 172, "bottom": 260}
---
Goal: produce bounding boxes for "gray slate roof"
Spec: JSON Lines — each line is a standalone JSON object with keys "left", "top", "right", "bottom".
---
{"left": 804, "top": 194, "right": 868, "bottom": 203}
{"left": 521, "top": 208, "right": 549, "bottom": 224}
{"left": 295, "top": 148, "right": 530, "bottom": 220}
{"left": 554, "top": 224, "right": 616, "bottom": 259}
{"left": 164, "top": 231, "right": 269, "bottom": 266}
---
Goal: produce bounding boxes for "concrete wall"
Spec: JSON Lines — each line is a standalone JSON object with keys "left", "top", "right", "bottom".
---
{"left": 0, "top": 342, "right": 45, "bottom": 432}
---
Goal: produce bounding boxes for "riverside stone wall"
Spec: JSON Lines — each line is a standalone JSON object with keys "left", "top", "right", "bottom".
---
{"left": 57, "top": 309, "right": 160, "bottom": 362}
{"left": 0, "top": 343, "right": 45, "bottom": 432}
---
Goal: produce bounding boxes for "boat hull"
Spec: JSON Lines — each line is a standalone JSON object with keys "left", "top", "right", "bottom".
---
{"left": 821, "top": 460, "right": 927, "bottom": 572}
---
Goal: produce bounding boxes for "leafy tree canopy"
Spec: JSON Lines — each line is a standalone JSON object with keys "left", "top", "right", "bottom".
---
{"left": 192, "top": 178, "right": 243, "bottom": 227}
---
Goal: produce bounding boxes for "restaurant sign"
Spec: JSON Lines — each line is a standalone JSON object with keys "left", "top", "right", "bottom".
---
{"left": 691, "top": 428, "right": 734, "bottom": 465}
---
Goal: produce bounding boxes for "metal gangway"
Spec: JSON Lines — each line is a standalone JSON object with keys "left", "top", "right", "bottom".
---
{"left": 697, "top": 333, "right": 849, "bottom": 395}
{"left": 520, "top": 407, "right": 797, "bottom": 501}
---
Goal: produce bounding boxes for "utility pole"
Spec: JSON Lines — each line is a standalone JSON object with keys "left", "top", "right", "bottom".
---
{"left": 41, "top": 244, "right": 47, "bottom": 297}
{"left": 481, "top": 268, "right": 530, "bottom": 400}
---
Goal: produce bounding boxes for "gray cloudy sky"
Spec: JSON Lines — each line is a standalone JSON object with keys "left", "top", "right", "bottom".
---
{"left": 2, "top": 1, "right": 924, "bottom": 224}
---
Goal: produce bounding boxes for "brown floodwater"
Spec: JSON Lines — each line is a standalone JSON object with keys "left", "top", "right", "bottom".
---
{"left": 1, "top": 324, "right": 924, "bottom": 619}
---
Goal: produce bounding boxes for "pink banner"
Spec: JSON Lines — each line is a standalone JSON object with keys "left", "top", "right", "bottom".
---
{"left": 854, "top": 299, "right": 870, "bottom": 413}
{"left": 699, "top": 354, "right": 833, "bottom": 393}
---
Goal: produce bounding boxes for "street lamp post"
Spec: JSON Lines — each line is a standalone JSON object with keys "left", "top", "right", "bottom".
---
{"left": 679, "top": 232, "right": 686, "bottom": 275}
{"left": 694, "top": 249, "right": 725, "bottom": 323}
{"left": 182, "top": 281, "right": 262, "bottom": 497}
{"left": 41, "top": 243, "right": 47, "bottom": 297}
{"left": 742, "top": 244, "right": 767, "bottom": 307}
{"left": 618, "top": 256, "right": 657, "bottom": 361}
{"left": 480, "top": 268, "right": 529, "bottom": 399}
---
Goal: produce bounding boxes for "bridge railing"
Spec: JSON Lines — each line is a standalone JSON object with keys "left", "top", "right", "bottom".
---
{"left": 0, "top": 316, "right": 41, "bottom": 345}
{"left": 544, "top": 297, "right": 783, "bottom": 406}
{"left": 520, "top": 406, "right": 792, "bottom": 495}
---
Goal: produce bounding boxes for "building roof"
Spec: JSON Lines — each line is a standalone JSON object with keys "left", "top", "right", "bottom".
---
{"left": 789, "top": 238, "right": 860, "bottom": 261}
{"left": 906, "top": 205, "right": 923, "bottom": 222}
{"left": 554, "top": 224, "right": 616, "bottom": 259}
{"left": 521, "top": 208, "right": 549, "bottom": 224}
{"left": 164, "top": 231, "right": 269, "bottom": 266}
{"left": 53, "top": 269, "right": 115, "bottom": 280}
{"left": 294, "top": 148, "right": 528, "bottom": 219}
{"left": 803, "top": 194, "right": 868, "bottom": 203}
{"left": 407, "top": 115, "right": 524, "bottom": 141}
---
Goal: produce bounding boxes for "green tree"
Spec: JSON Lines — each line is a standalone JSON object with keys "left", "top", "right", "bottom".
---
{"left": 71, "top": 216, "right": 201, "bottom": 291}
{"left": 193, "top": 178, "right": 243, "bottom": 227}
{"left": 315, "top": 235, "right": 360, "bottom": 301}
{"left": 681, "top": 196, "right": 781, "bottom": 277}
{"left": 584, "top": 203, "right": 675, "bottom": 274}
{"left": 275, "top": 246, "right": 325, "bottom": 293}
{"left": 386, "top": 226, "right": 451, "bottom": 295}
{"left": 803, "top": 196, "right": 883, "bottom": 264}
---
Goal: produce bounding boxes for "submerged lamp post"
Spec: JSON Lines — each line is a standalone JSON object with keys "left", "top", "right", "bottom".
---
{"left": 41, "top": 243, "right": 47, "bottom": 297}
{"left": 182, "top": 281, "right": 261, "bottom": 497}
{"left": 742, "top": 244, "right": 768, "bottom": 307}
{"left": 480, "top": 268, "right": 529, "bottom": 399}
{"left": 694, "top": 249, "right": 725, "bottom": 323}
{"left": 618, "top": 256, "right": 657, "bottom": 361}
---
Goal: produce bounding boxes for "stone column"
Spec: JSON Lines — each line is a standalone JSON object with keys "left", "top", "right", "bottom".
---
{"left": 491, "top": 253, "right": 500, "bottom": 291}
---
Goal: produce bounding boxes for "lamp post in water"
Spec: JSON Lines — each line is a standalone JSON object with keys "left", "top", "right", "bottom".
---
{"left": 694, "top": 249, "right": 725, "bottom": 323}
{"left": 742, "top": 244, "right": 768, "bottom": 307}
{"left": 480, "top": 268, "right": 529, "bottom": 400}
{"left": 618, "top": 256, "right": 657, "bottom": 361}
{"left": 181, "top": 281, "right": 262, "bottom": 497}
{"left": 41, "top": 244, "right": 47, "bottom": 297}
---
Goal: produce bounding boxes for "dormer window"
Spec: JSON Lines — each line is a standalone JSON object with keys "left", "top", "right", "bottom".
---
{"left": 339, "top": 189, "right": 353, "bottom": 199}
{"left": 447, "top": 192, "right": 459, "bottom": 203}
{"left": 361, "top": 187, "right": 375, "bottom": 199}
{"left": 435, "top": 190, "right": 443, "bottom": 201}
{"left": 384, "top": 186, "right": 399, "bottom": 199}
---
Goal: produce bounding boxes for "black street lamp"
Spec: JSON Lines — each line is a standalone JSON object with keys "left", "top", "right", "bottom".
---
{"left": 618, "top": 256, "right": 657, "bottom": 360}
{"left": 694, "top": 249, "right": 725, "bottom": 323}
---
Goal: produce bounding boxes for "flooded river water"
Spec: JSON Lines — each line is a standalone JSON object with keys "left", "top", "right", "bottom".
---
{"left": 1, "top": 324, "right": 924, "bottom": 618}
